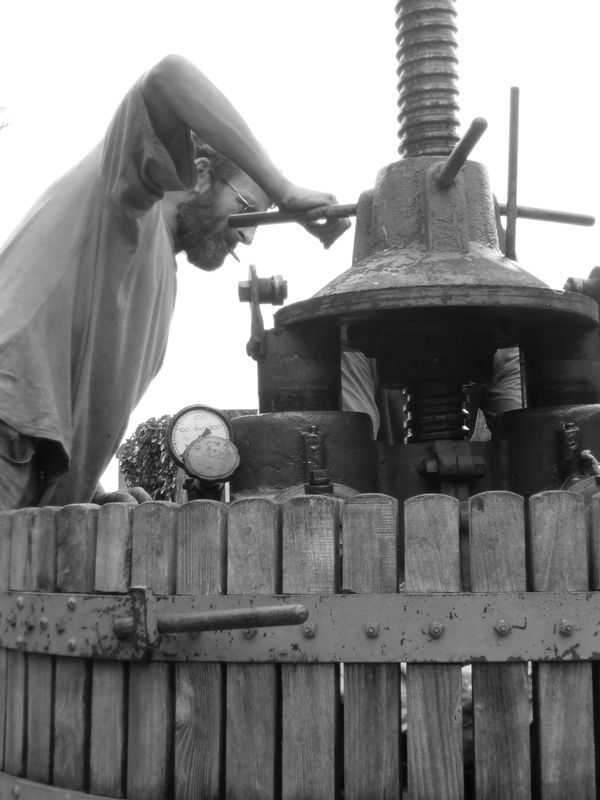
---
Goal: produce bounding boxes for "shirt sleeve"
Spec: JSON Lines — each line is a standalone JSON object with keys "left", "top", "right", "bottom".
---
{"left": 100, "top": 79, "right": 197, "bottom": 216}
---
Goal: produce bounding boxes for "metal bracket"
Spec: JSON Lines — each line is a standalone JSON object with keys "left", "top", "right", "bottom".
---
{"left": 2, "top": 589, "right": 600, "bottom": 663}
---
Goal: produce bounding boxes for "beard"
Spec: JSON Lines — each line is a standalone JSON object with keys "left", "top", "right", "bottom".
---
{"left": 174, "top": 192, "right": 233, "bottom": 271}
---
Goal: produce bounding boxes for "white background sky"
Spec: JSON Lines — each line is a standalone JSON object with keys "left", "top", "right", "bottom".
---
{"left": 1, "top": 1, "right": 599, "bottom": 490}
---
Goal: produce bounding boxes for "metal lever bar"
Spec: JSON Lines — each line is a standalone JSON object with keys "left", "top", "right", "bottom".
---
{"left": 435, "top": 117, "right": 488, "bottom": 188}
{"left": 114, "top": 602, "right": 308, "bottom": 639}
{"left": 498, "top": 204, "right": 595, "bottom": 227}
{"left": 228, "top": 203, "right": 358, "bottom": 229}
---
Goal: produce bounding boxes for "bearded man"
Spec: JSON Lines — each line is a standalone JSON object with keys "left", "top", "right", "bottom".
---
{"left": 0, "top": 55, "right": 349, "bottom": 509}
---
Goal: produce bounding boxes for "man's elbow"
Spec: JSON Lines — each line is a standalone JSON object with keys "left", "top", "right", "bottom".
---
{"left": 142, "top": 54, "right": 191, "bottom": 99}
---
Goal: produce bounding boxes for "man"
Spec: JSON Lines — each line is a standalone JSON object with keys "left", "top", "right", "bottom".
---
{"left": 0, "top": 55, "right": 349, "bottom": 510}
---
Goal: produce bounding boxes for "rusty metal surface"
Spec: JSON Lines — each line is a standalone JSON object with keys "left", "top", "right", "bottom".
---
{"left": 2, "top": 589, "right": 600, "bottom": 664}
{"left": 0, "top": 771, "right": 114, "bottom": 799}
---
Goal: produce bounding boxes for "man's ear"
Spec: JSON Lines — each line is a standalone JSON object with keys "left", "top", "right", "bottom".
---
{"left": 194, "top": 156, "right": 212, "bottom": 191}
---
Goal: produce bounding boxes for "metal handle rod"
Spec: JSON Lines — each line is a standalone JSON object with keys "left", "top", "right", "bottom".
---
{"left": 114, "top": 603, "right": 309, "bottom": 638}
{"left": 228, "top": 203, "right": 358, "bottom": 229}
{"left": 435, "top": 117, "right": 489, "bottom": 188}
{"left": 498, "top": 204, "right": 595, "bottom": 227}
{"left": 505, "top": 86, "right": 520, "bottom": 260}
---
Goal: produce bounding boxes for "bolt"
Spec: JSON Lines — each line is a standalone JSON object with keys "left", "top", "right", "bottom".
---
{"left": 494, "top": 619, "right": 512, "bottom": 637}
{"left": 40, "top": 617, "right": 49, "bottom": 630}
{"left": 302, "top": 622, "right": 317, "bottom": 639}
{"left": 559, "top": 619, "right": 575, "bottom": 636}
{"left": 242, "top": 628, "right": 257, "bottom": 640}
{"left": 55, "top": 620, "right": 66, "bottom": 634}
{"left": 67, "top": 638, "right": 77, "bottom": 651}
{"left": 67, "top": 597, "right": 77, "bottom": 611}
{"left": 25, "top": 619, "right": 35, "bottom": 632}
{"left": 16, "top": 596, "right": 24, "bottom": 610}
{"left": 15, "top": 636, "right": 24, "bottom": 649}
{"left": 365, "top": 622, "right": 380, "bottom": 638}
{"left": 428, "top": 621, "right": 445, "bottom": 639}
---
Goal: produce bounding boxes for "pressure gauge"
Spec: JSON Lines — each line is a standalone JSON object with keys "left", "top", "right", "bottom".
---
{"left": 166, "top": 405, "right": 235, "bottom": 475}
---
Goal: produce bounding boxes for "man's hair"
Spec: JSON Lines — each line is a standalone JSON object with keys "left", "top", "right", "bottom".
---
{"left": 191, "top": 133, "right": 240, "bottom": 183}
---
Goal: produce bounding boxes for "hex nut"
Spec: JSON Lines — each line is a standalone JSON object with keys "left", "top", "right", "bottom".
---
{"left": 428, "top": 621, "right": 445, "bottom": 639}
{"left": 494, "top": 619, "right": 512, "bottom": 637}
{"left": 365, "top": 622, "right": 380, "bottom": 638}
{"left": 559, "top": 619, "right": 575, "bottom": 636}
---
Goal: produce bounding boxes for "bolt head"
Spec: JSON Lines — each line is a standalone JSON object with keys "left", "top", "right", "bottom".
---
{"left": 302, "top": 622, "right": 317, "bottom": 639}
{"left": 16, "top": 596, "right": 24, "bottom": 610}
{"left": 67, "top": 638, "right": 77, "bottom": 651}
{"left": 40, "top": 617, "right": 48, "bottom": 630}
{"left": 67, "top": 597, "right": 77, "bottom": 611}
{"left": 428, "top": 621, "right": 445, "bottom": 639}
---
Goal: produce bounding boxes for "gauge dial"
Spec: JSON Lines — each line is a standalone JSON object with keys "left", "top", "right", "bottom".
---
{"left": 166, "top": 405, "right": 233, "bottom": 470}
{"left": 183, "top": 435, "right": 240, "bottom": 481}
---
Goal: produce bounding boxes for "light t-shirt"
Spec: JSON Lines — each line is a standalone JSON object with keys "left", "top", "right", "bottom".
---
{"left": 0, "top": 80, "right": 196, "bottom": 504}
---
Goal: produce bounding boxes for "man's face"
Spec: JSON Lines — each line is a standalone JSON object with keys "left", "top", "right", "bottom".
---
{"left": 175, "top": 170, "right": 269, "bottom": 271}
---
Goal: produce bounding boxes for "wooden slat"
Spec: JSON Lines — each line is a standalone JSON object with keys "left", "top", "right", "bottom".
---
{"left": 0, "top": 511, "right": 11, "bottom": 769}
{"left": 53, "top": 504, "right": 98, "bottom": 791}
{"left": 404, "top": 494, "right": 463, "bottom": 800}
{"left": 89, "top": 503, "right": 132, "bottom": 797}
{"left": 175, "top": 500, "right": 227, "bottom": 800}
{"left": 25, "top": 507, "right": 57, "bottom": 783}
{"left": 529, "top": 491, "right": 595, "bottom": 799}
{"left": 342, "top": 494, "right": 400, "bottom": 799}
{"left": 281, "top": 495, "right": 339, "bottom": 800}
{"left": 469, "top": 491, "right": 531, "bottom": 799}
{"left": 226, "top": 498, "right": 279, "bottom": 800}
{"left": 4, "top": 508, "right": 29, "bottom": 776}
{"left": 127, "top": 501, "right": 177, "bottom": 800}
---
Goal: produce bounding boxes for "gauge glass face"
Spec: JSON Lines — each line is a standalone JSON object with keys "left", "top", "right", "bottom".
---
{"left": 167, "top": 406, "right": 231, "bottom": 467}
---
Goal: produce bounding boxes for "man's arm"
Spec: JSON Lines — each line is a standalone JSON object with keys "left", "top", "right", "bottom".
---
{"left": 141, "top": 55, "right": 349, "bottom": 247}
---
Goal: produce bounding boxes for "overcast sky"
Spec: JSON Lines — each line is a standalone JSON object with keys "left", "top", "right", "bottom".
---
{"left": 1, "top": 1, "right": 598, "bottom": 489}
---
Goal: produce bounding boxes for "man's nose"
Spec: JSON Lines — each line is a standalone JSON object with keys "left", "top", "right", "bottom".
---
{"left": 234, "top": 225, "right": 256, "bottom": 246}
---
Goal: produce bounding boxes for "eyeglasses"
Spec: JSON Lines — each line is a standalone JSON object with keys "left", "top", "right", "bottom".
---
{"left": 222, "top": 177, "right": 256, "bottom": 213}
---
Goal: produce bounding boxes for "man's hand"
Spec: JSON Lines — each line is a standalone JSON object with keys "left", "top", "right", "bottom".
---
{"left": 278, "top": 187, "right": 351, "bottom": 249}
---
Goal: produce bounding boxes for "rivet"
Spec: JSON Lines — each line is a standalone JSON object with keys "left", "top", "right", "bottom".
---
{"left": 12, "top": 783, "right": 20, "bottom": 798}
{"left": 67, "top": 597, "right": 77, "bottom": 611}
{"left": 365, "top": 622, "right": 380, "bottom": 638}
{"left": 242, "top": 628, "right": 257, "bottom": 640}
{"left": 302, "top": 622, "right": 317, "bottom": 639}
{"left": 428, "top": 621, "right": 445, "bottom": 639}
{"left": 494, "top": 619, "right": 512, "bottom": 637}
{"left": 40, "top": 617, "right": 49, "bottom": 630}
{"left": 559, "top": 619, "right": 575, "bottom": 636}
{"left": 25, "top": 619, "right": 35, "bottom": 632}
{"left": 56, "top": 620, "right": 66, "bottom": 634}
{"left": 67, "top": 638, "right": 77, "bottom": 651}
{"left": 16, "top": 596, "right": 24, "bottom": 610}
{"left": 15, "top": 636, "right": 24, "bottom": 649}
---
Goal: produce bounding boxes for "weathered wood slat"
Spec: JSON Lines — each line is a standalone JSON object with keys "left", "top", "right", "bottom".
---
{"left": 175, "top": 500, "right": 227, "bottom": 800}
{"left": 25, "top": 507, "right": 56, "bottom": 784}
{"left": 342, "top": 494, "right": 400, "bottom": 799}
{"left": 469, "top": 491, "right": 531, "bottom": 800}
{"left": 529, "top": 491, "right": 595, "bottom": 799}
{"left": 405, "top": 494, "right": 463, "bottom": 800}
{"left": 89, "top": 503, "right": 132, "bottom": 797}
{"left": 54, "top": 504, "right": 98, "bottom": 791}
{"left": 281, "top": 495, "right": 339, "bottom": 800}
{"left": 4, "top": 509, "right": 29, "bottom": 776}
{"left": 127, "top": 502, "right": 177, "bottom": 800}
{"left": 0, "top": 512, "right": 10, "bottom": 770}
{"left": 226, "top": 498, "right": 279, "bottom": 800}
